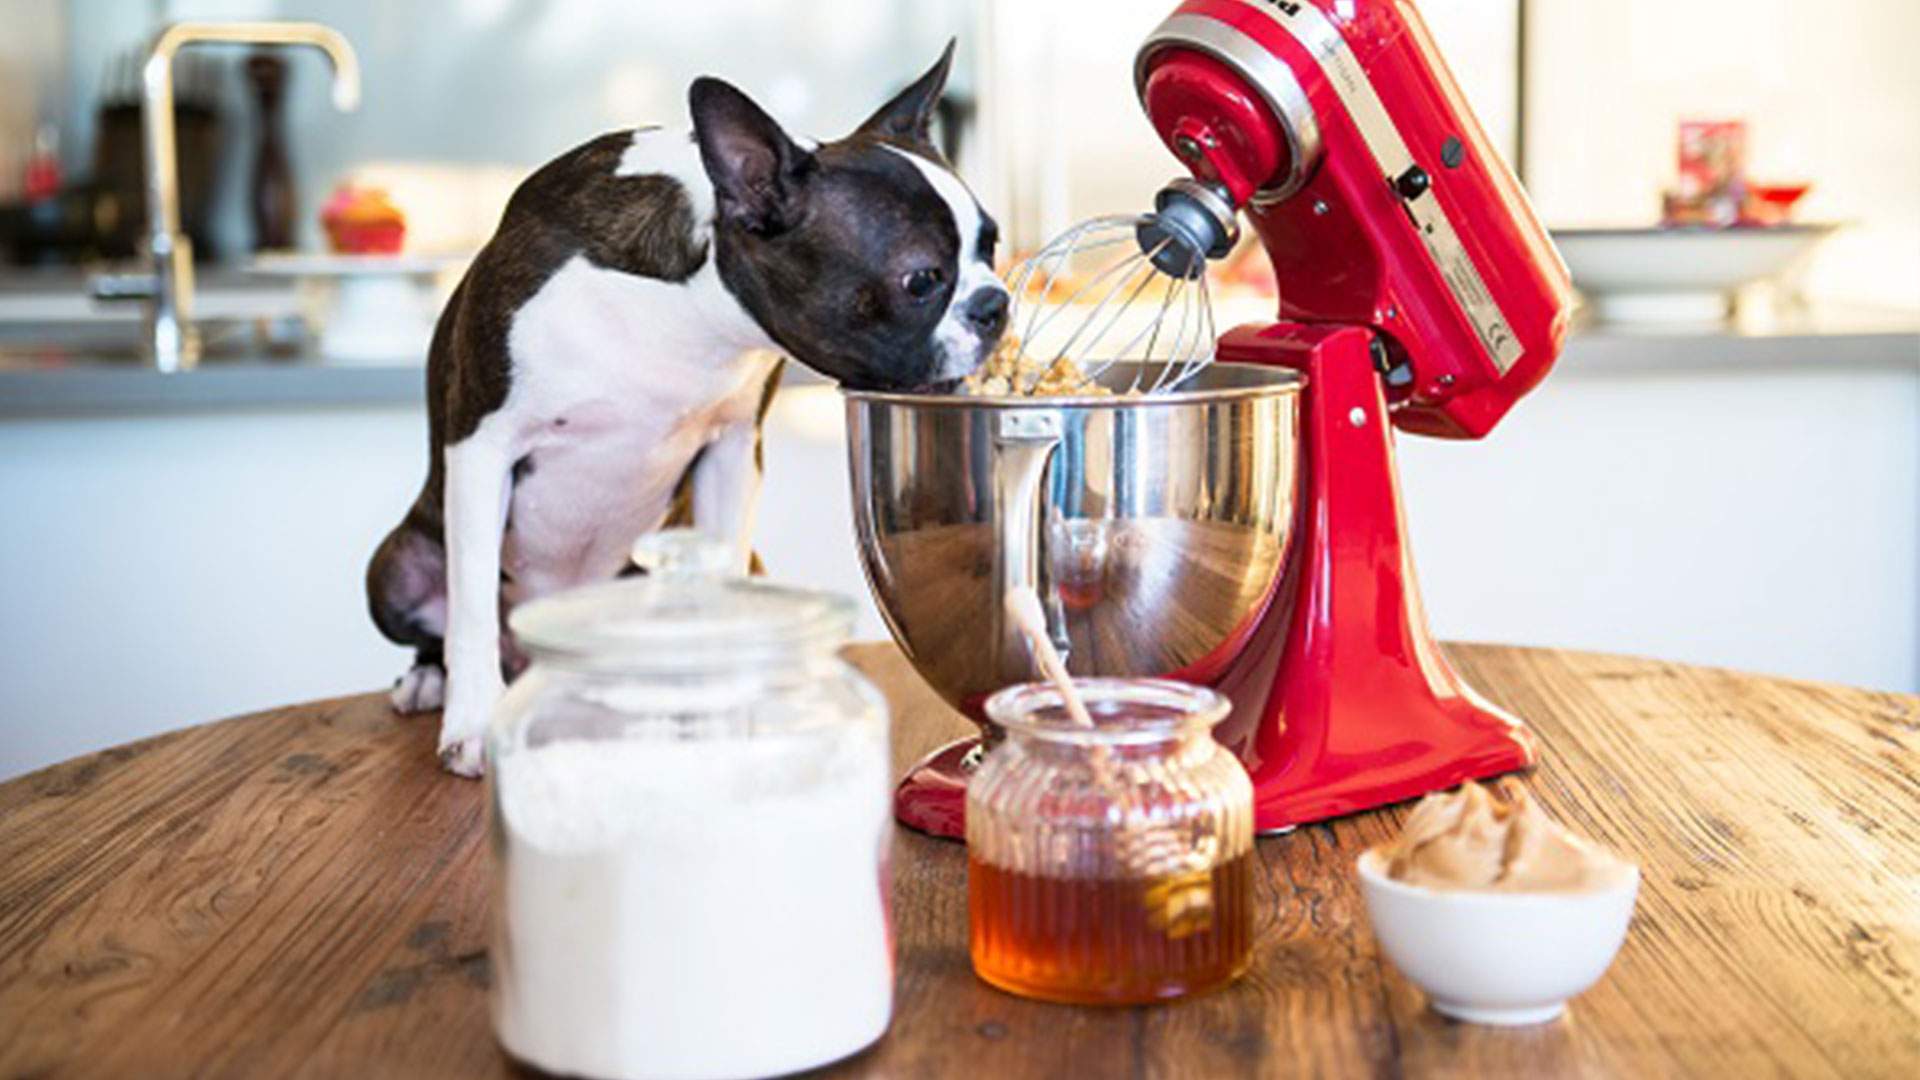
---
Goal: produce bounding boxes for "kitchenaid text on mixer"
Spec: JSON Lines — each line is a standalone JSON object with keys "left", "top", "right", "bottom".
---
{"left": 845, "top": 0, "right": 1574, "bottom": 839}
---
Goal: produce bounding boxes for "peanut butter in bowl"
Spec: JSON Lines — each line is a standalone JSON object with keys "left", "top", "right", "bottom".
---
{"left": 1381, "top": 778, "right": 1635, "bottom": 894}
{"left": 1357, "top": 779, "right": 1641, "bottom": 1026}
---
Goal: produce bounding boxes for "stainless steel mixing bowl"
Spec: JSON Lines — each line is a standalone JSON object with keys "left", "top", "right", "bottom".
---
{"left": 844, "top": 362, "right": 1304, "bottom": 723}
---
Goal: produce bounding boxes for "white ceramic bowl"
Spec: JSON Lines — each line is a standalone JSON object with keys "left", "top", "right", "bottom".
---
{"left": 1356, "top": 848, "right": 1639, "bottom": 1026}
{"left": 1552, "top": 225, "right": 1838, "bottom": 325}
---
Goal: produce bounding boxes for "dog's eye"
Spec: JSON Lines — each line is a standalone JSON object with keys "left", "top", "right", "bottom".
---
{"left": 901, "top": 267, "right": 946, "bottom": 301}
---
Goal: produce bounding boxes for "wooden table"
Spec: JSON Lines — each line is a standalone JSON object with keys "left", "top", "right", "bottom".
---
{"left": 3, "top": 644, "right": 1916, "bottom": 1078}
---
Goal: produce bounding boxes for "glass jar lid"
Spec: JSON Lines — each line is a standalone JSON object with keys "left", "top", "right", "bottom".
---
{"left": 507, "top": 530, "right": 855, "bottom": 673}
{"left": 985, "top": 678, "right": 1229, "bottom": 746}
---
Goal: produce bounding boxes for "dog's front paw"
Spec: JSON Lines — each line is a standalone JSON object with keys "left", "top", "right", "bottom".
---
{"left": 435, "top": 698, "right": 491, "bottom": 778}
{"left": 437, "top": 672, "right": 503, "bottom": 778}
{"left": 437, "top": 733, "right": 486, "bottom": 778}
{"left": 390, "top": 663, "right": 446, "bottom": 714}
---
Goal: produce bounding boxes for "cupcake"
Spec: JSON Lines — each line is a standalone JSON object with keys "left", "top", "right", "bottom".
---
{"left": 321, "top": 185, "right": 407, "bottom": 255}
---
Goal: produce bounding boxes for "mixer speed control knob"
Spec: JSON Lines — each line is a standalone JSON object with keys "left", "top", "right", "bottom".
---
{"left": 1394, "top": 166, "right": 1431, "bottom": 201}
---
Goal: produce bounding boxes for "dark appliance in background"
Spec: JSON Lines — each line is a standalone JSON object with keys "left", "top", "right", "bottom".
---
{"left": 0, "top": 182, "right": 121, "bottom": 267}
{"left": 1, "top": 49, "right": 288, "bottom": 266}
{"left": 90, "top": 51, "right": 224, "bottom": 261}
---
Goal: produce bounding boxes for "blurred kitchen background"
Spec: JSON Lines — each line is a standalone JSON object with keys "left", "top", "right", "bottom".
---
{"left": 1, "top": 0, "right": 1915, "bottom": 778}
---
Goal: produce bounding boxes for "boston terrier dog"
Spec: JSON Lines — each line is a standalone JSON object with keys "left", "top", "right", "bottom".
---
{"left": 366, "top": 45, "right": 1008, "bottom": 775}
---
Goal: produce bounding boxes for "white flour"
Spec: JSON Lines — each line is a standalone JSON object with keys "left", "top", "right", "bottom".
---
{"left": 490, "top": 725, "right": 892, "bottom": 1080}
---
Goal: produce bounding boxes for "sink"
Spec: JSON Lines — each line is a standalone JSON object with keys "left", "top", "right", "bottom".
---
{"left": 0, "top": 320, "right": 310, "bottom": 370}
{"left": 0, "top": 267, "right": 311, "bottom": 368}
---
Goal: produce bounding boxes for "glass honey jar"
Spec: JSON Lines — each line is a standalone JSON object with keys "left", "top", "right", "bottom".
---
{"left": 966, "top": 679, "right": 1255, "bottom": 1005}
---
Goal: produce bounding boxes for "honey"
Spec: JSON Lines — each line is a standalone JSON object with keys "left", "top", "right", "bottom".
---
{"left": 967, "top": 679, "right": 1255, "bottom": 1004}
{"left": 968, "top": 852, "right": 1254, "bottom": 1005}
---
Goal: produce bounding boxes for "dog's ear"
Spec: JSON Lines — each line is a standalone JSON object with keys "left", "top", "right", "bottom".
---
{"left": 855, "top": 39, "right": 954, "bottom": 146}
{"left": 691, "top": 77, "right": 815, "bottom": 236}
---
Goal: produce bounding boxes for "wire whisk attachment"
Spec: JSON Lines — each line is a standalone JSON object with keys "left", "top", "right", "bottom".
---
{"left": 983, "top": 178, "right": 1239, "bottom": 397}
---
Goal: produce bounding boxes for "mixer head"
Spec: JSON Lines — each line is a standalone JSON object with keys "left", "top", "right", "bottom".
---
{"left": 1127, "top": 0, "right": 1574, "bottom": 438}
{"left": 1003, "top": 179, "right": 1239, "bottom": 396}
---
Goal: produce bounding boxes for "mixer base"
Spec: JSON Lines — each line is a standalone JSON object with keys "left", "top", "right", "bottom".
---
{"left": 893, "top": 737, "right": 979, "bottom": 839}
{"left": 892, "top": 725, "right": 1529, "bottom": 840}
{"left": 1216, "top": 322, "right": 1539, "bottom": 832}
{"left": 1249, "top": 703, "right": 1535, "bottom": 831}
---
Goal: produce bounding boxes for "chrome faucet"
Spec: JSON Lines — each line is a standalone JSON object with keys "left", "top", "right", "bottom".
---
{"left": 99, "top": 22, "right": 360, "bottom": 372}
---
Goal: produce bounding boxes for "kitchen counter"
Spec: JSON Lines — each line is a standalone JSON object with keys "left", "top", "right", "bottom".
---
{"left": 0, "top": 352, "right": 828, "bottom": 418}
{"left": 2, "top": 642, "right": 1915, "bottom": 1077}
{"left": 1, "top": 307, "right": 1914, "bottom": 419}
{"left": 1564, "top": 303, "right": 1920, "bottom": 371}
{"left": 0, "top": 360, "right": 424, "bottom": 415}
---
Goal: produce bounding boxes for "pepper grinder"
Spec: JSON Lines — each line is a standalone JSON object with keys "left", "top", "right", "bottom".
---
{"left": 245, "top": 51, "right": 294, "bottom": 252}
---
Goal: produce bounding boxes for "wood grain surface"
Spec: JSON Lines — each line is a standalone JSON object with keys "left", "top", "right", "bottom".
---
{"left": 1, "top": 643, "right": 1915, "bottom": 1078}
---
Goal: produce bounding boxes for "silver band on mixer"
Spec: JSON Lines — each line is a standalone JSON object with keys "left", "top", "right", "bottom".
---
{"left": 1135, "top": 13, "right": 1325, "bottom": 206}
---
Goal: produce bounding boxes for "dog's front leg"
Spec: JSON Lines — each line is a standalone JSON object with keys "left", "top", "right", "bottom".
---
{"left": 438, "top": 432, "right": 514, "bottom": 776}
{"left": 692, "top": 421, "right": 762, "bottom": 574}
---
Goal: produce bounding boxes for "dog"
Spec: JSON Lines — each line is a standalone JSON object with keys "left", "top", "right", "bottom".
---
{"left": 366, "top": 44, "right": 1008, "bottom": 775}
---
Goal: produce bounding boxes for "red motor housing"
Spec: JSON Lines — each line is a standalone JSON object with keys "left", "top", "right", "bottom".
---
{"left": 1136, "top": 0, "right": 1572, "bottom": 437}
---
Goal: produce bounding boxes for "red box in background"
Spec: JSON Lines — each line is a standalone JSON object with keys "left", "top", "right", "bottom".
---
{"left": 1677, "top": 119, "right": 1748, "bottom": 200}
{"left": 1665, "top": 120, "right": 1748, "bottom": 226}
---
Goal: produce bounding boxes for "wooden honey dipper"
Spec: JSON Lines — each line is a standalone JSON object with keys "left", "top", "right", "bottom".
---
{"left": 1004, "top": 588, "right": 1219, "bottom": 937}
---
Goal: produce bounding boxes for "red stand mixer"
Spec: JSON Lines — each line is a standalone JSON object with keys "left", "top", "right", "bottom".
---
{"left": 847, "top": 0, "right": 1572, "bottom": 838}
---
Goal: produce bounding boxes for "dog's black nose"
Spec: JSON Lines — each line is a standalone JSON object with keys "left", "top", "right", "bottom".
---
{"left": 965, "top": 288, "right": 1010, "bottom": 338}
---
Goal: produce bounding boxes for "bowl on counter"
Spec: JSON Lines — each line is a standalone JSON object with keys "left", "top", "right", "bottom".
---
{"left": 1552, "top": 224, "right": 1839, "bottom": 326}
{"left": 251, "top": 253, "right": 461, "bottom": 365}
{"left": 1356, "top": 848, "right": 1639, "bottom": 1026}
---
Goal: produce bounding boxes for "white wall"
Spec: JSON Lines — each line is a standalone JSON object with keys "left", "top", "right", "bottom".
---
{"left": 1525, "top": 0, "right": 1920, "bottom": 311}
{"left": 1401, "top": 353, "right": 1919, "bottom": 688}
{"left": 0, "top": 407, "right": 425, "bottom": 775}
{"left": 3, "top": 347, "right": 1914, "bottom": 779}
{"left": 0, "top": 391, "right": 876, "bottom": 780}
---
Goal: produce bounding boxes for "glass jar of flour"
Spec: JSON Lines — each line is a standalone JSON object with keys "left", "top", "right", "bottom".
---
{"left": 487, "top": 530, "right": 892, "bottom": 1080}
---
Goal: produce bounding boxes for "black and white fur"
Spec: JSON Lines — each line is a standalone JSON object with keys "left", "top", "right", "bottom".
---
{"left": 366, "top": 46, "right": 1007, "bottom": 774}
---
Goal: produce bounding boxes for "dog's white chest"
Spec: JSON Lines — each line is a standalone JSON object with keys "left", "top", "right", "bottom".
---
{"left": 493, "top": 254, "right": 773, "bottom": 594}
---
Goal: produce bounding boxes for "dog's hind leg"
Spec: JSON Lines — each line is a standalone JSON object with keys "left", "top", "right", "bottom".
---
{"left": 390, "top": 656, "right": 446, "bottom": 714}
{"left": 367, "top": 510, "right": 450, "bottom": 714}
